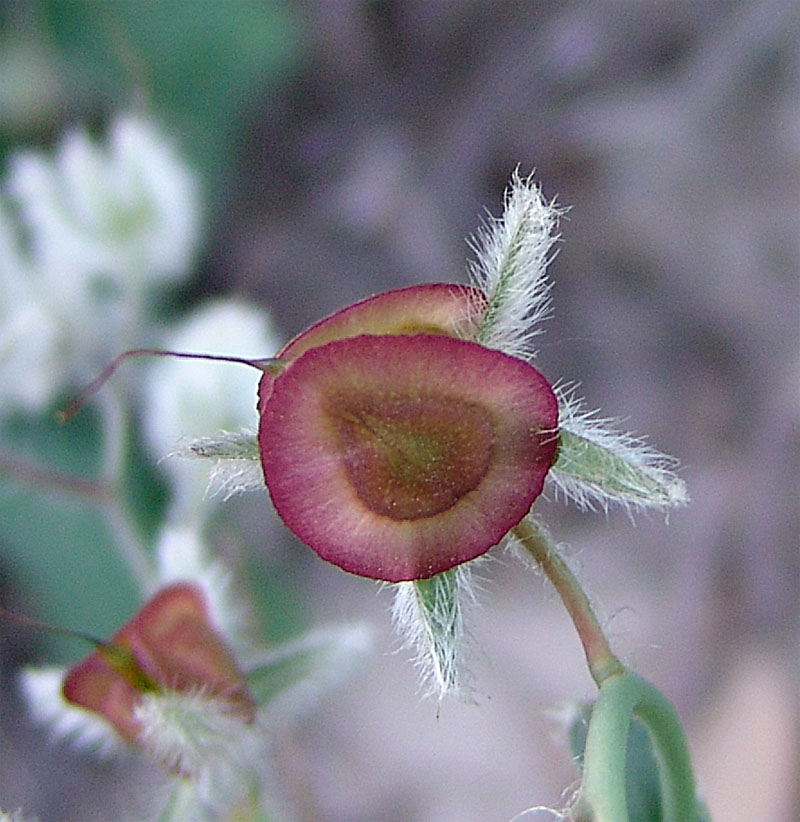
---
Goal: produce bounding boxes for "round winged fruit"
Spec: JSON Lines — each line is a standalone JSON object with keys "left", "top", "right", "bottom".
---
{"left": 258, "top": 284, "right": 559, "bottom": 582}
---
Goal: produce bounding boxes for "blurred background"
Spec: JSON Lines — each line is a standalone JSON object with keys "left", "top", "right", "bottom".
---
{"left": 0, "top": 1, "right": 798, "bottom": 820}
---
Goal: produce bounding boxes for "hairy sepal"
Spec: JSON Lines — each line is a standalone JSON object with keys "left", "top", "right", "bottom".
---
{"left": 391, "top": 565, "right": 477, "bottom": 699}
{"left": 550, "top": 388, "right": 688, "bottom": 514}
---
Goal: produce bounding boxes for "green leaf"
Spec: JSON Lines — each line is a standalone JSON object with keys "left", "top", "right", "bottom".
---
{"left": 0, "top": 407, "right": 139, "bottom": 663}
{"left": 21, "top": 1, "right": 304, "bottom": 187}
{"left": 567, "top": 673, "right": 704, "bottom": 822}
{"left": 568, "top": 703, "right": 663, "bottom": 822}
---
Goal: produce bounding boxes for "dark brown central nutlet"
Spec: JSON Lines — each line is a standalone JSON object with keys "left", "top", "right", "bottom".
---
{"left": 331, "top": 393, "right": 495, "bottom": 520}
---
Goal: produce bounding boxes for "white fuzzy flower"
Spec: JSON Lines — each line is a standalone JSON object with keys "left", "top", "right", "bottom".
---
{"left": 0, "top": 200, "right": 64, "bottom": 413}
{"left": 0, "top": 296, "right": 62, "bottom": 414}
{"left": 0, "top": 113, "right": 201, "bottom": 414}
{"left": 0, "top": 197, "right": 30, "bottom": 305}
{"left": 142, "top": 298, "right": 279, "bottom": 521}
{"left": 7, "top": 112, "right": 199, "bottom": 288}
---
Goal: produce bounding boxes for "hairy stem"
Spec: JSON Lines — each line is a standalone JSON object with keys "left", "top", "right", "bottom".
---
{"left": 0, "top": 448, "right": 108, "bottom": 500}
{"left": 512, "top": 517, "right": 623, "bottom": 686}
{"left": 513, "top": 518, "right": 700, "bottom": 821}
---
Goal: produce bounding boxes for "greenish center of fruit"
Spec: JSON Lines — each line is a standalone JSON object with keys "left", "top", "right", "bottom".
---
{"left": 331, "top": 392, "right": 495, "bottom": 520}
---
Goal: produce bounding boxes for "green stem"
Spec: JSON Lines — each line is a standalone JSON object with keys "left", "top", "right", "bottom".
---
{"left": 579, "top": 672, "right": 700, "bottom": 822}
{"left": 512, "top": 518, "right": 623, "bottom": 686}
{"left": 513, "top": 518, "right": 700, "bottom": 821}
{"left": 97, "top": 388, "right": 156, "bottom": 593}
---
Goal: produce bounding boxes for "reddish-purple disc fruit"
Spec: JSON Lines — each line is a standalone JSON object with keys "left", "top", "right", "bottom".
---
{"left": 257, "top": 284, "right": 558, "bottom": 582}
{"left": 63, "top": 583, "right": 255, "bottom": 748}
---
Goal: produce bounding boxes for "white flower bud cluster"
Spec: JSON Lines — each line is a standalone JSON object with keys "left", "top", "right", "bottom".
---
{"left": 0, "top": 114, "right": 200, "bottom": 414}
{"left": 141, "top": 299, "right": 279, "bottom": 524}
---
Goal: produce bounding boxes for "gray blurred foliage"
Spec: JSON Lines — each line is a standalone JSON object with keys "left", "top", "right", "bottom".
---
{"left": 0, "top": 2, "right": 798, "bottom": 821}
